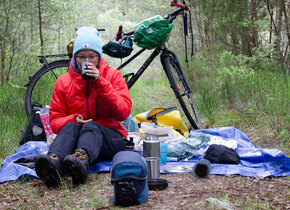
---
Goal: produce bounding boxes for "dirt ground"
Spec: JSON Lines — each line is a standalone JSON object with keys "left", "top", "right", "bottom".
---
{"left": 0, "top": 172, "right": 289, "bottom": 209}
{"left": 143, "top": 174, "right": 290, "bottom": 209}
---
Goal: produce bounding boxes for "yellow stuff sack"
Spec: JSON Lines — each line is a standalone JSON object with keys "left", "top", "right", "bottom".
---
{"left": 67, "top": 39, "right": 75, "bottom": 57}
{"left": 134, "top": 107, "right": 189, "bottom": 138}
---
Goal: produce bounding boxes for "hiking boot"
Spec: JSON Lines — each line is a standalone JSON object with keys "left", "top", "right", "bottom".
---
{"left": 35, "top": 153, "right": 61, "bottom": 188}
{"left": 62, "top": 149, "right": 89, "bottom": 185}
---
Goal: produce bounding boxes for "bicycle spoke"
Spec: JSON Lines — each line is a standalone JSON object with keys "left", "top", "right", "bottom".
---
{"left": 32, "top": 70, "right": 58, "bottom": 105}
{"left": 48, "top": 69, "right": 59, "bottom": 81}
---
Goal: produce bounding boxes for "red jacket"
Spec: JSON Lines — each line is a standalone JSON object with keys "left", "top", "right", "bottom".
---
{"left": 49, "top": 58, "right": 132, "bottom": 137}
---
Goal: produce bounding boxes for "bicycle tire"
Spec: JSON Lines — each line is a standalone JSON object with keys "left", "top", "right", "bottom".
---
{"left": 25, "top": 59, "right": 70, "bottom": 115}
{"left": 161, "top": 52, "right": 202, "bottom": 130}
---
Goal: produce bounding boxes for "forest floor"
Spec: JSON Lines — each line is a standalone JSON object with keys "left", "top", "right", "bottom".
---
{"left": 0, "top": 173, "right": 289, "bottom": 209}
{"left": 0, "top": 128, "right": 289, "bottom": 209}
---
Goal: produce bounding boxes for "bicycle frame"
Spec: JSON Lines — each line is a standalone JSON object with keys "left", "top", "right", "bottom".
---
{"left": 116, "top": 44, "right": 191, "bottom": 91}
{"left": 117, "top": 47, "right": 159, "bottom": 89}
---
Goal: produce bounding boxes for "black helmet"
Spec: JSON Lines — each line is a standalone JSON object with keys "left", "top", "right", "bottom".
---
{"left": 102, "top": 36, "right": 133, "bottom": 58}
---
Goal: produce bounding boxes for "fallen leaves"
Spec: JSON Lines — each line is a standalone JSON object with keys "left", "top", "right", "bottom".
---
{"left": 0, "top": 173, "right": 289, "bottom": 209}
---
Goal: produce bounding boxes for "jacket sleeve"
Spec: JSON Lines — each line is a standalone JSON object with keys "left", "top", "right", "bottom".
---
{"left": 93, "top": 67, "right": 132, "bottom": 121}
{"left": 49, "top": 78, "right": 78, "bottom": 134}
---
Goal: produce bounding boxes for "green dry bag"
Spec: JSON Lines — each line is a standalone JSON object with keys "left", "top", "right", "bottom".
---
{"left": 133, "top": 15, "right": 173, "bottom": 50}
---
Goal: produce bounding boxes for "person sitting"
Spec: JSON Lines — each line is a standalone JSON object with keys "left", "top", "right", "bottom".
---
{"left": 35, "top": 26, "right": 132, "bottom": 188}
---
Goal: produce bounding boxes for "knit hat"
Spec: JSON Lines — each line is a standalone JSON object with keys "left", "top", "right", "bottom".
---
{"left": 72, "top": 27, "right": 103, "bottom": 60}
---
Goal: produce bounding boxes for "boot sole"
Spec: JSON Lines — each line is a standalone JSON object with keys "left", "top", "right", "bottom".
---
{"left": 35, "top": 156, "right": 60, "bottom": 188}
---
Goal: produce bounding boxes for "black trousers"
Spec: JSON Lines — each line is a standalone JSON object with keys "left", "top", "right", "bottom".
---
{"left": 48, "top": 121, "right": 126, "bottom": 165}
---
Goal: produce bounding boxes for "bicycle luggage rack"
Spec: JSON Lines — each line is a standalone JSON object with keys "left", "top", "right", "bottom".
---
{"left": 37, "top": 54, "right": 70, "bottom": 64}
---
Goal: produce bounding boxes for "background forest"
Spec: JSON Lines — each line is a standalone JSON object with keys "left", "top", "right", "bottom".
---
{"left": 0, "top": 0, "right": 289, "bottom": 157}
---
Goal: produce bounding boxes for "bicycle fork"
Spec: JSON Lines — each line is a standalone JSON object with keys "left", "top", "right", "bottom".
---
{"left": 161, "top": 50, "right": 192, "bottom": 92}
{"left": 160, "top": 48, "right": 202, "bottom": 129}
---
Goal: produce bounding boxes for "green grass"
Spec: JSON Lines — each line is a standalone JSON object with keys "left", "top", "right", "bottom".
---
{"left": 129, "top": 73, "right": 178, "bottom": 116}
{"left": 0, "top": 83, "right": 26, "bottom": 160}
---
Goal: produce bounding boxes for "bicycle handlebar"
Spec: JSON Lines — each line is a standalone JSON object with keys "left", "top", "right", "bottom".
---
{"left": 165, "top": 7, "right": 184, "bottom": 22}
{"left": 170, "top": 1, "right": 188, "bottom": 10}
{"left": 114, "top": 0, "right": 194, "bottom": 61}
{"left": 123, "top": 30, "right": 135, "bottom": 36}
{"left": 75, "top": 27, "right": 105, "bottom": 32}
{"left": 118, "top": 6, "right": 187, "bottom": 37}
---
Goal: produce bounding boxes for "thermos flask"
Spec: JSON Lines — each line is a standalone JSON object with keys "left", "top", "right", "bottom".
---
{"left": 143, "top": 135, "right": 160, "bottom": 179}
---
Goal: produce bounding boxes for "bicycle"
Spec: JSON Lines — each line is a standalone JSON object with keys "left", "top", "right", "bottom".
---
{"left": 24, "top": 0, "right": 202, "bottom": 130}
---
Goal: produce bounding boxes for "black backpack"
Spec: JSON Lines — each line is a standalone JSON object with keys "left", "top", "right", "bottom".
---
{"left": 19, "top": 104, "right": 46, "bottom": 145}
{"left": 204, "top": 144, "right": 240, "bottom": 164}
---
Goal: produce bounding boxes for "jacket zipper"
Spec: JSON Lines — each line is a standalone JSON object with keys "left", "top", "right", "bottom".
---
{"left": 86, "top": 81, "right": 90, "bottom": 119}
{"left": 95, "top": 98, "right": 98, "bottom": 119}
{"left": 117, "top": 120, "right": 121, "bottom": 128}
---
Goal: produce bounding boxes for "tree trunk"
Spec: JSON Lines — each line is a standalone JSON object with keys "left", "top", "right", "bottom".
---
{"left": 229, "top": 30, "right": 240, "bottom": 55}
{"left": 269, "top": 16, "right": 273, "bottom": 44}
{"left": 273, "top": 0, "right": 283, "bottom": 65}
{"left": 281, "top": 0, "right": 289, "bottom": 46}
{"left": 266, "top": 0, "right": 284, "bottom": 65}
{"left": 193, "top": 5, "right": 205, "bottom": 50}
{"left": 250, "top": 0, "right": 258, "bottom": 50}
{"left": 38, "top": 0, "right": 44, "bottom": 55}
{"left": 1, "top": 43, "right": 6, "bottom": 85}
{"left": 58, "top": 9, "right": 63, "bottom": 53}
{"left": 281, "top": 0, "right": 289, "bottom": 71}
{"left": 30, "top": 3, "right": 34, "bottom": 44}
{"left": 6, "top": 38, "right": 16, "bottom": 82}
{"left": 240, "top": 30, "right": 253, "bottom": 57}
{"left": 204, "top": 18, "right": 210, "bottom": 48}
{"left": 266, "top": 0, "right": 275, "bottom": 44}
{"left": 0, "top": 0, "right": 12, "bottom": 84}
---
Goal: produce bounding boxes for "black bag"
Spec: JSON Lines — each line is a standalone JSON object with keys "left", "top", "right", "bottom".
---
{"left": 19, "top": 103, "right": 46, "bottom": 145}
{"left": 204, "top": 144, "right": 240, "bottom": 164}
{"left": 111, "top": 151, "right": 148, "bottom": 207}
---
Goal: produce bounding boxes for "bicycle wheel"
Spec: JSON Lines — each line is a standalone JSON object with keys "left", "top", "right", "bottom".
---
{"left": 161, "top": 51, "right": 202, "bottom": 130}
{"left": 25, "top": 59, "right": 70, "bottom": 115}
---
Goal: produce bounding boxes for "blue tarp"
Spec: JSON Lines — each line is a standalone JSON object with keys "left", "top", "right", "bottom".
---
{"left": 0, "top": 126, "right": 289, "bottom": 183}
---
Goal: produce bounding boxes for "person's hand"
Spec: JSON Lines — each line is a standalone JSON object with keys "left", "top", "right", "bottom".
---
{"left": 84, "top": 63, "right": 100, "bottom": 80}
{"left": 75, "top": 114, "right": 92, "bottom": 126}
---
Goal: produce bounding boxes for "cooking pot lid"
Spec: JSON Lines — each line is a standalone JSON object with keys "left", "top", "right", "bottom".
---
{"left": 148, "top": 178, "right": 168, "bottom": 191}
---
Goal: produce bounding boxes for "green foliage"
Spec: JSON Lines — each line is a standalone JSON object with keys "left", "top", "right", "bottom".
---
{"left": 183, "top": 46, "right": 289, "bottom": 138}
{"left": 197, "top": 0, "right": 250, "bottom": 32}
{"left": 192, "top": 0, "right": 289, "bottom": 71}
{"left": 0, "top": 83, "right": 26, "bottom": 158}
{"left": 196, "top": 82, "right": 219, "bottom": 124}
